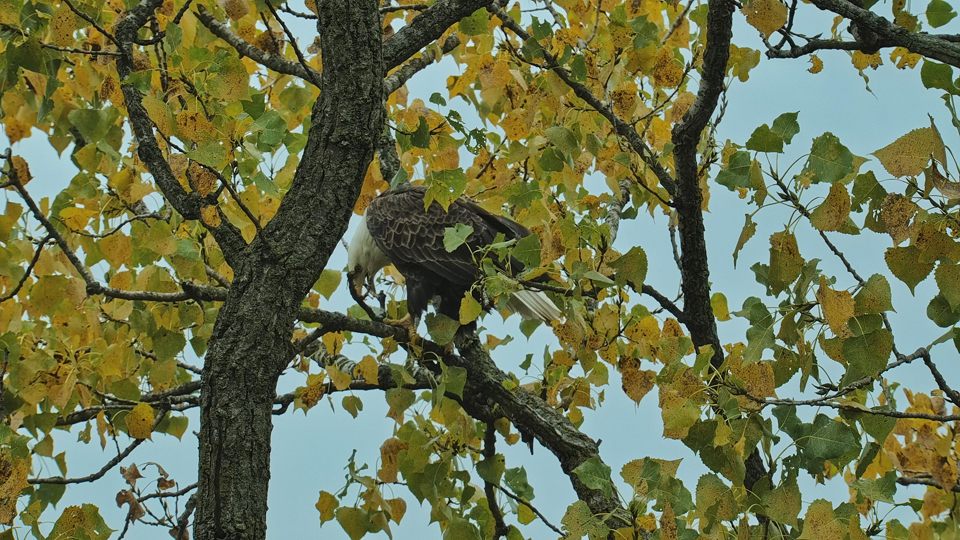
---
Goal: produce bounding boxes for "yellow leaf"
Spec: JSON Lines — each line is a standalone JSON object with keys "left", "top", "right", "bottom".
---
{"left": 201, "top": 205, "right": 222, "bottom": 228}
{"left": 325, "top": 365, "right": 351, "bottom": 391}
{"left": 621, "top": 368, "right": 656, "bottom": 404}
{"left": 890, "top": 47, "right": 920, "bottom": 69}
{"left": 217, "top": 0, "right": 250, "bottom": 20}
{"left": 378, "top": 438, "right": 408, "bottom": 483}
{"left": 10, "top": 155, "right": 31, "bottom": 185}
{"left": 100, "top": 233, "right": 133, "bottom": 269}
{"left": 316, "top": 490, "right": 338, "bottom": 523}
{"left": 653, "top": 47, "right": 683, "bottom": 88}
{"left": 355, "top": 355, "right": 379, "bottom": 385}
{"left": 881, "top": 193, "right": 918, "bottom": 245}
{"left": 126, "top": 402, "right": 155, "bottom": 439}
{"left": 872, "top": 125, "right": 944, "bottom": 178}
{"left": 322, "top": 331, "right": 344, "bottom": 355}
{"left": 809, "top": 182, "right": 851, "bottom": 232}
{"left": 141, "top": 95, "right": 172, "bottom": 137}
{"left": 851, "top": 51, "right": 882, "bottom": 70}
{"left": 50, "top": 7, "right": 77, "bottom": 47}
{"left": 387, "top": 498, "right": 406, "bottom": 524}
{"left": 808, "top": 54, "right": 823, "bottom": 74}
{"left": 742, "top": 0, "right": 787, "bottom": 38}
{"left": 299, "top": 373, "right": 326, "bottom": 409}
{"left": 500, "top": 111, "right": 529, "bottom": 141}
{"left": 816, "top": 276, "right": 854, "bottom": 338}
{"left": 59, "top": 207, "right": 97, "bottom": 230}
{"left": 459, "top": 294, "right": 482, "bottom": 325}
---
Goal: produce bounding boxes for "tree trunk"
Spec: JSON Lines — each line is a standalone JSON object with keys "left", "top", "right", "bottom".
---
{"left": 192, "top": 0, "right": 384, "bottom": 537}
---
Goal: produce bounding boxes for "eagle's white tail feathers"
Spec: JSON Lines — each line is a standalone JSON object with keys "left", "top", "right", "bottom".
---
{"left": 507, "top": 290, "right": 562, "bottom": 323}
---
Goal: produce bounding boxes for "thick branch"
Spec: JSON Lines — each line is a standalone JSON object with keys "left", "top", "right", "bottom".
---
{"left": 382, "top": 0, "right": 492, "bottom": 71}
{"left": 805, "top": 0, "right": 960, "bottom": 67}
{"left": 384, "top": 33, "right": 461, "bottom": 95}
{"left": 194, "top": 6, "right": 323, "bottom": 85}
{"left": 669, "top": 0, "right": 735, "bottom": 367}
{"left": 451, "top": 333, "right": 631, "bottom": 530}
{"left": 114, "top": 1, "right": 247, "bottom": 263}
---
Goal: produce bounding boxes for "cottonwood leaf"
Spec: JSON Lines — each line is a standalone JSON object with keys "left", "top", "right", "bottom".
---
{"left": 841, "top": 328, "right": 892, "bottom": 386}
{"left": 126, "top": 403, "right": 155, "bottom": 440}
{"left": 806, "top": 415, "right": 859, "bottom": 460}
{"left": 561, "top": 500, "right": 609, "bottom": 540}
{"left": 443, "top": 223, "right": 474, "bottom": 252}
{"left": 885, "top": 246, "right": 934, "bottom": 293}
{"left": 817, "top": 276, "right": 854, "bottom": 337}
{"left": 608, "top": 246, "right": 647, "bottom": 287}
{"left": 572, "top": 458, "right": 613, "bottom": 498}
{"left": 314, "top": 269, "right": 341, "bottom": 300}
{"left": 872, "top": 126, "right": 944, "bottom": 178}
{"left": 621, "top": 368, "right": 656, "bottom": 404}
{"left": 696, "top": 474, "right": 739, "bottom": 522}
{"left": 854, "top": 274, "right": 893, "bottom": 313}
{"left": 803, "top": 133, "right": 855, "bottom": 184}
{"left": 742, "top": 0, "right": 787, "bottom": 37}
{"left": 336, "top": 507, "right": 371, "bottom": 540}
{"left": 316, "top": 491, "right": 338, "bottom": 524}
{"left": 545, "top": 126, "right": 581, "bottom": 158}
{"left": 733, "top": 214, "right": 756, "bottom": 267}
{"left": 762, "top": 475, "right": 801, "bottom": 527}
{"left": 745, "top": 123, "right": 784, "bottom": 153}
{"left": 809, "top": 182, "right": 851, "bottom": 232}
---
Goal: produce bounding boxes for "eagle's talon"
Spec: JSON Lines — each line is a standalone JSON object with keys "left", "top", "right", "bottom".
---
{"left": 383, "top": 313, "right": 420, "bottom": 346}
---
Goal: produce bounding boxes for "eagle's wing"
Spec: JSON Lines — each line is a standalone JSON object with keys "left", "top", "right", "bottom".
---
{"left": 365, "top": 185, "right": 493, "bottom": 286}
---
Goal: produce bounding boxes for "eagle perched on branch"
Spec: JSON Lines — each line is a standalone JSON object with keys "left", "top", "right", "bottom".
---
{"left": 347, "top": 184, "right": 561, "bottom": 339}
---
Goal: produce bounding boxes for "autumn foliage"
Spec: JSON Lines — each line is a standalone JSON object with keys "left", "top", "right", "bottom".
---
{"left": 1, "top": 0, "right": 960, "bottom": 538}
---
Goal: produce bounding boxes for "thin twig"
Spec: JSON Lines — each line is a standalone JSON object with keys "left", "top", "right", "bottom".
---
{"left": 494, "top": 484, "right": 563, "bottom": 535}
{"left": 483, "top": 424, "right": 509, "bottom": 539}
{"left": 63, "top": 0, "right": 123, "bottom": 50}
{"left": 265, "top": 1, "right": 322, "bottom": 88}
{"left": 0, "top": 235, "right": 52, "bottom": 303}
{"left": 138, "top": 482, "right": 199, "bottom": 503}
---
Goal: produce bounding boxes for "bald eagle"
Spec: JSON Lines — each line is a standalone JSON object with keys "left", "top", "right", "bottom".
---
{"left": 347, "top": 184, "right": 561, "bottom": 336}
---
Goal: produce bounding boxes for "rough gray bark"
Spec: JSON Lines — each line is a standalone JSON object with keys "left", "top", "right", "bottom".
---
{"left": 188, "top": 0, "right": 384, "bottom": 538}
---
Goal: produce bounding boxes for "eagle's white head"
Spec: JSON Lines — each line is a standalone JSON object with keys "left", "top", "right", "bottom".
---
{"left": 347, "top": 214, "right": 392, "bottom": 296}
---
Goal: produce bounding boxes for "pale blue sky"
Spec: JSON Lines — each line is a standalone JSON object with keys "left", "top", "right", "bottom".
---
{"left": 4, "top": 3, "right": 959, "bottom": 538}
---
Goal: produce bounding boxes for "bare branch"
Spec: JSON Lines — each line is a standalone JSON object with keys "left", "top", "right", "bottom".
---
{"left": 897, "top": 476, "right": 960, "bottom": 493}
{"left": 32, "top": 414, "right": 164, "bottom": 484}
{"left": 138, "top": 482, "right": 199, "bottom": 503}
{"left": 491, "top": 6, "right": 677, "bottom": 197}
{"left": 0, "top": 235, "right": 52, "bottom": 303}
{"left": 265, "top": 2, "right": 322, "bottom": 87}
{"left": 194, "top": 5, "right": 322, "bottom": 86}
{"left": 483, "top": 424, "right": 510, "bottom": 540}
{"left": 494, "top": 484, "right": 563, "bottom": 536}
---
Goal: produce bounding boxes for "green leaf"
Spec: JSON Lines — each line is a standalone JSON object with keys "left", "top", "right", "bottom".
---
{"left": 841, "top": 328, "right": 892, "bottom": 386}
{"left": 803, "top": 132, "right": 855, "bottom": 184}
{"left": 10, "top": 37, "right": 44, "bottom": 74}
{"left": 153, "top": 328, "right": 186, "bottom": 361}
{"left": 443, "top": 518, "right": 481, "bottom": 540}
{"left": 806, "top": 415, "right": 859, "bottom": 461}
{"left": 854, "top": 274, "right": 894, "bottom": 313}
{"left": 411, "top": 116, "right": 431, "bottom": 149}
{"left": 443, "top": 223, "right": 474, "bottom": 252}
{"left": 859, "top": 407, "right": 896, "bottom": 442}
{"left": 927, "top": 294, "right": 960, "bottom": 327}
{"left": 538, "top": 147, "right": 566, "bottom": 172}
{"left": 761, "top": 474, "right": 801, "bottom": 528}
{"left": 927, "top": 0, "right": 957, "bottom": 28}
{"left": 746, "top": 124, "right": 784, "bottom": 153}
{"left": 852, "top": 470, "right": 897, "bottom": 503}
{"left": 854, "top": 442, "right": 880, "bottom": 479}
{"left": 583, "top": 270, "right": 615, "bottom": 286}
{"left": 459, "top": 8, "right": 489, "bottom": 35}
{"left": 771, "top": 112, "right": 800, "bottom": 144}
{"left": 572, "top": 457, "right": 613, "bottom": 498}
{"left": 187, "top": 139, "right": 228, "bottom": 168}
{"left": 921, "top": 60, "right": 958, "bottom": 94}
{"left": 68, "top": 109, "right": 112, "bottom": 143}
{"left": 545, "top": 126, "right": 580, "bottom": 158}
{"left": 504, "top": 466, "right": 535, "bottom": 500}
{"left": 476, "top": 453, "right": 505, "bottom": 484}
{"left": 608, "top": 246, "right": 647, "bottom": 287}
{"left": 342, "top": 395, "right": 363, "bottom": 418}
{"left": 315, "top": 269, "right": 342, "bottom": 300}
{"left": 336, "top": 507, "right": 372, "bottom": 540}
{"left": 935, "top": 263, "right": 960, "bottom": 309}
{"left": 696, "top": 474, "right": 739, "bottom": 522}
{"left": 513, "top": 233, "right": 541, "bottom": 268}
{"left": 424, "top": 168, "right": 467, "bottom": 210}
{"left": 885, "top": 246, "right": 934, "bottom": 294}
{"left": 561, "top": 500, "right": 609, "bottom": 540}
{"left": 425, "top": 313, "right": 459, "bottom": 345}
{"left": 442, "top": 364, "right": 467, "bottom": 398}
{"left": 716, "top": 150, "right": 752, "bottom": 189}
